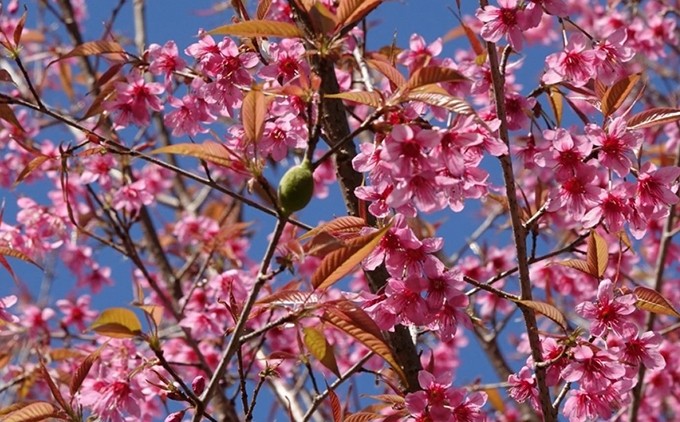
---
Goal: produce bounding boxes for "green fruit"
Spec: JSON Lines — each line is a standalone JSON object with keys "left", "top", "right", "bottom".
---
{"left": 278, "top": 159, "right": 314, "bottom": 215}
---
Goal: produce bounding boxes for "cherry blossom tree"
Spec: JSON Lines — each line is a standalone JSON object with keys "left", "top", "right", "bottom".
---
{"left": 1, "top": 0, "right": 680, "bottom": 421}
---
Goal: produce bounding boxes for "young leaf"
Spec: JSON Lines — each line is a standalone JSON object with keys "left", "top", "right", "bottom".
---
{"left": 547, "top": 86, "right": 563, "bottom": 127}
{"left": 0, "top": 69, "right": 15, "bottom": 84}
{"left": 312, "top": 223, "right": 392, "bottom": 290}
{"left": 299, "top": 216, "right": 366, "bottom": 241}
{"left": 210, "top": 20, "right": 303, "bottom": 38}
{"left": 517, "top": 300, "right": 568, "bottom": 331}
{"left": 39, "top": 363, "right": 69, "bottom": 413}
{"left": 406, "top": 87, "right": 474, "bottom": 115}
{"left": 2, "top": 402, "right": 57, "bottom": 422}
{"left": 324, "top": 91, "right": 383, "bottom": 108}
{"left": 601, "top": 73, "right": 641, "bottom": 118}
{"left": 0, "top": 246, "right": 44, "bottom": 271}
{"left": 13, "top": 11, "right": 27, "bottom": 47}
{"left": 555, "top": 259, "right": 591, "bottom": 276}
{"left": 343, "top": 412, "right": 382, "bottom": 422}
{"left": 634, "top": 286, "right": 680, "bottom": 318}
{"left": 256, "top": 289, "right": 321, "bottom": 307}
{"left": 336, "top": 0, "right": 383, "bottom": 32}
{"left": 15, "top": 155, "right": 52, "bottom": 186}
{"left": 366, "top": 58, "right": 406, "bottom": 88}
{"left": 484, "top": 387, "right": 505, "bottom": 413}
{"left": 403, "top": 66, "right": 467, "bottom": 91}
{"left": 257, "top": 0, "right": 273, "bottom": 19}
{"left": 242, "top": 87, "right": 272, "bottom": 144}
{"left": 303, "top": 327, "right": 341, "bottom": 378}
{"left": 586, "top": 230, "right": 608, "bottom": 278}
{"left": 70, "top": 344, "right": 104, "bottom": 396}
{"left": 627, "top": 107, "right": 680, "bottom": 130}
{"left": 54, "top": 41, "right": 126, "bottom": 62}
{"left": 326, "top": 383, "right": 343, "bottom": 422}
{"left": 150, "top": 141, "right": 234, "bottom": 168}
{"left": 137, "top": 304, "right": 163, "bottom": 327}
{"left": 0, "top": 103, "right": 25, "bottom": 133}
{"left": 322, "top": 305, "right": 406, "bottom": 384}
{"left": 90, "top": 307, "right": 143, "bottom": 339}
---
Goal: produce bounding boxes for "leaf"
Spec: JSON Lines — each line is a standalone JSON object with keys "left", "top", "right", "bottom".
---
{"left": 0, "top": 246, "right": 43, "bottom": 271}
{"left": 601, "top": 73, "right": 641, "bottom": 118}
{"left": 634, "top": 286, "right": 680, "bottom": 318}
{"left": 303, "top": 232, "right": 346, "bottom": 258}
{"left": 327, "top": 383, "right": 343, "bottom": 422}
{"left": 309, "top": 2, "right": 338, "bottom": 35}
{"left": 517, "top": 300, "right": 568, "bottom": 330}
{"left": 0, "top": 69, "right": 15, "bottom": 84}
{"left": 593, "top": 79, "right": 607, "bottom": 100}
{"left": 15, "top": 155, "right": 52, "bottom": 186}
{"left": 256, "top": 290, "right": 321, "bottom": 307}
{"left": 325, "top": 91, "right": 382, "bottom": 108}
{"left": 69, "top": 344, "right": 104, "bottom": 396}
{"left": 627, "top": 107, "right": 680, "bottom": 130}
{"left": 312, "top": 223, "right": 392, "bottom": 290}
{"left": 556, "top": 259, "right": 591, "bottom": 276}
{"left": 150, "top": 141, "right": 233, "bottom": 168}
{"left": 343, "top": 413, "right": 381, "bottom": 422}
{"left": 406, "top": 87, "right": 474, "bottom": 115}
{"left": 210, "top": 20, "right": 303, "bottom": 38}
{"left": 257, "top": 0, "right": 273, "bottom": 19}
{"left": 366, "top": 58, "right": 405, "bottom": 88}
{"left": 90, "top": 308, "right": 142, "bottom": 339}
{"left": 303, "top": 327, "right": 341, "bottom": 377}
{"left": 337, "top": 0, "right": 382, "bottom": 31}
{"left": 82, "top": 81, "right": 117, "bottom": 120}
{"left": 322, "top": 304, "right": 406, "bottom": 384}
{"left": 136, "top": 304, "right": 163, "bottom": 327}
{"left": 39, "top": 363, "right": 69, "bottom": 413}
{"left": 54, "top": 41, "right": 126, "bottom": 63}
{"left": 57, "top": 61, "right": 74, "bottom": 101}
{"left": 2, "top": 402, "right": 57, "bottom": 422}
{"left": 13, "top": 11, "right": 27, "bottom": 47}
{"left": 300, "top": 216, "right": 366, "bottom": 241}
{"left": 0, "top": 103, "right": 25, "bottom": 133}
{"left": 484, "top": 387, "right": 505, "bottom": 412}
{"left": 242, "top": 87, "right": 271, "bottom": 144}
{"left": 547, "top": 86, "right": 563, "bottom": 127}
{"left": 364, "top": 394, "right": 405, "bottom": 405}
{"left": 403, "top": 66, "right": 467, "bottom": 91}
{"left": 586, "top": 231, "right": 608, "bottom": 278}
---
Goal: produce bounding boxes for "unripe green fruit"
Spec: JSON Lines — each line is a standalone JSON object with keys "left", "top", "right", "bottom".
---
{"left": 278, "top": 159, "right": 314, "bottom": 215}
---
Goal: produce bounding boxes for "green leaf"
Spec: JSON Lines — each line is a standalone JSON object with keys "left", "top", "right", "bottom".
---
{"left": 90, "top": 308, "right": 143, "bottom": 339}
{"left": 210, "top": 20, "right": 303, "bottom": 38}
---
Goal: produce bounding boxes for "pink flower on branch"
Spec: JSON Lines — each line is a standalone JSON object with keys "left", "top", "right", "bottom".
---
{"left": 476, "top": 0, "right": 536, "bottom": 51}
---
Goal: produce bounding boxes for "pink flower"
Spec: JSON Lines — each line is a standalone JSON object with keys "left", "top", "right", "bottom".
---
{"left": 397, "top": 34, "right": 443, "bottom": 71}
{"left": 585, "top": 117, "right": 639, "bottom": 177}
{"left": 258, "top": 38, "right": 308, "bottom": 83}
{"left": 535, "top": 128, "right": 592, "bottom": 179}
{"left": 147, "top": 40, "right": 186, "bottom": 81}
{"left": 381, "top": 125, "right": 442, "bottom": 179}
{"left": 546, "top": 165, "right": 601, "bottom": 220}
{"left": 405, "top": 370, "right": 461, "bottom": 421}
{"left": 384, "top": 275, "right": 432, "bottom": 326}
{"left": 582, "top": 182, "right": 635, "bottom": 233}
{"left": 561, "top": 345, "right": 626, "bottom": 391}
{"left": 0, "top": 295, "right": 19, "bottom": 323}
{"left": 635, "top": 163, "right": 680, "bottom": 211}
{"left": 575, "top": 279, "right": 637, "bottom": 338}
{"left": 477, "top": 0, "right": 535, "bottom": 50}
{"left": 79, "top": 373, "right": 144, "bottom": 422}
{"left": 542, "top": 34, "right": 604, "bottom": 87}
{"left": 614, "top": 331, "right": 666, "bottom": 372}
{"left": 164, "top": 94, "right": 213, "bottom": 137}
{"left": 56, "top": 295, "right": 97, "bottom": 331}
{"left": 113, "top": 180, "right": 155, "bottom": 214}
{"left": 105, "top": 72, "right": 164, "bottom": 128}
{"left": 508, "top": 366, "right": 540, "bottom": 409}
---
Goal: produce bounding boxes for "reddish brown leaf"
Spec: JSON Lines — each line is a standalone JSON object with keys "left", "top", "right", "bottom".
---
{"left": 327, "top": 384, "right": 343, "bottom": 422}
{"left": 39, "top": 363, "right": 69, "bottom": 413}
{"left": 586, "top": 231, "right": 608, "bottom": 278}
{"left": 337, "top": 0, "right": 383, "bottom": 31}
{"left": 256, "top": 290, "right": 320, "bottom": 307}
{"left": 312, "top": 223, "right": 392, "bottom": 290}
{"left": 2, "top": 402, "right": 56, "bottom": 422}
{"left": 0, "top": 103, "right": 25, "bottom": 133}
{"left": 627, "top": 107, "right": 680, "bottom": 130}
{"left": 257, "top": 0, "right": 273, "bottom": 19}
{"left": 299, "top": 216, "right": 366, "bottom": 241}
{"left": 82, "top": 81, "right": 117, "bottom": 119}
{"left": 601, "top": 73, "right": 641, "bottom": 118}
{"left": 517, "top": 300, "right": 568, "bottom": 330}
{"left": 634, "top": 286, "right": 680, "bottom": 318}
{"left": 309, "top": 2, "right": 337, "bottom": 35}
{"left": 13, "top": 11, "right": 27, "bottom": 47}
{"left": 90, "top": 308, "right": 143, "bottom": 339}
{"left": 0, "top": 69, "right": 15, "bottom": 84}
{"left": 57, "top": 61, "right": 74, "bottom": 101}
{"left": 210, "top": 20, "right": 303, "bottom": 38}
{"left": 55, "top": 41, "right": 126, "bottom": 63}
{"left": 364, "top": 394, "right": 405, "bottom": 405}
{"left": 242, "top": 87, "right": 272, "bottom": 144}
{"left": 343, "top": 413, "right": 382, "bottom": 422}
{"left": 406, "top": 87, "right": 474, "bottom": 115}
{"left": 404, "top": 66, "right": 467, "bottom": 91}
{"left": 15, "top": 155, "right": 52, "bottom": 186}
{"left": 593, "top": 79, "right": 607, "bottom": 100}
{"left": 0, "top": 246, "right": 43, "bottom": 271}
{"left": 556, "top": 259, "right": 591, "bottom": 275}
{"left": 70, "top": 345, "right": 104, "bottom": 396}
{"left": 366, "top": 58, "right": 406, "bottom": 88}
{"left": 322, "top": 305, "right": 406, "bottom": 384}
{"left": 151, "top": 141, "right": 234, "bottom": 168}
{"left": 325, "top": 91, "right": 382, "bottom": 108}
{"left": 484, "top": 387, "right": 505, "bottom": 412}
{"left": 136, "top": 304, "right": 163, "bottom": 327}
